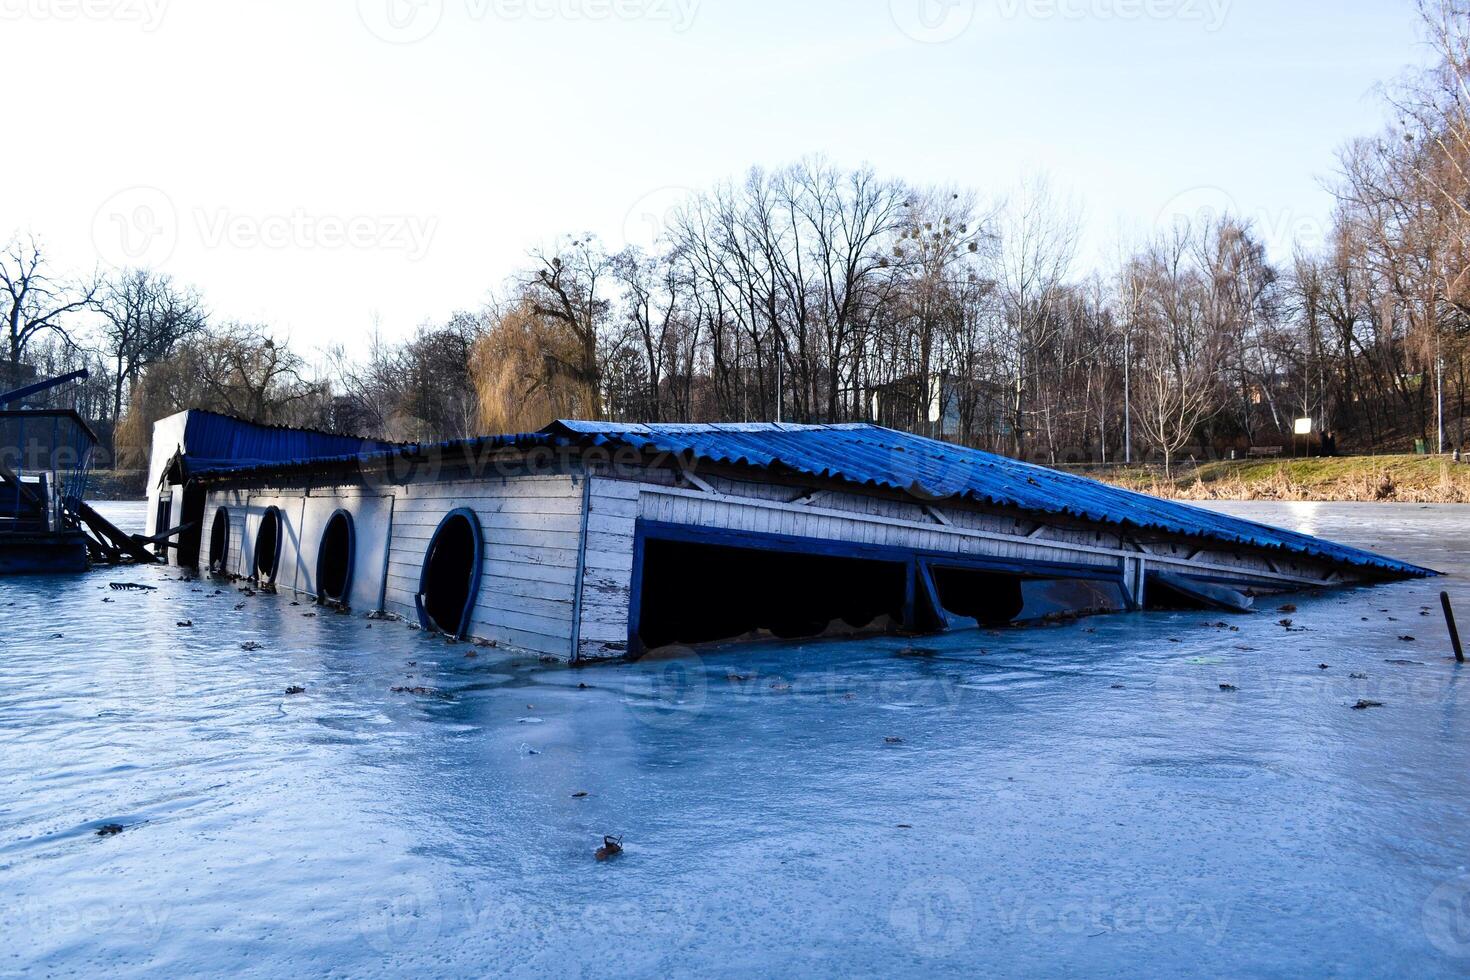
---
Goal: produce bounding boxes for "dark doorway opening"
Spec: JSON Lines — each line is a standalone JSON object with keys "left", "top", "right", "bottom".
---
{"left": 931, "top": 566, "right": 1026, "bottom": 626}
{"left": 153, "top": 494, "right": 172, "bottom": 558}
{"left": 176, "top": 485, "right": 207, "bottom": 568}
{"left": 1146, "top": 574, "right": 1254, "bottom": 613}
{"left": 255, "top": 507, "right": 282, "bottom": 584}
{"left": 636, "top": 538, "right": 908, "bottom": 650}
{"left": 931, "top": 565, "right": 1125, "bottom": 626}
{"left": 208, "top": 507, "right": 230, "bottom": 574}
{"left": 419, "top": 510, "right": 482, "bottom": 637}
{"left": 316, "top": 511, "right": 355, "bottom": 606}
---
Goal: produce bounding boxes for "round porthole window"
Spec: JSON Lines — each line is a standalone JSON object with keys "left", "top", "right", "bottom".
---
{"left": 316, "top": 510, "right": 355, "bottom": 606}
{"left": 417, "top": 509, "right": 483, "bottom": 638}
{"left": 208, "top": 508, "right": 230, "bottom": 575}
{"left": 255, "top": 507, "right": 283, "bottom": 584}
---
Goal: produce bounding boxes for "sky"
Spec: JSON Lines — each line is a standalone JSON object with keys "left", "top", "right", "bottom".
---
{"left": 1, "top": 0, "right": 1435, "bottom": 354}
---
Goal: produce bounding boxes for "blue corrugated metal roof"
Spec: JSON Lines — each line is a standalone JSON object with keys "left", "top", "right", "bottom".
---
{"left": 545, "top": 421, "right": 1436, "bottom": 579}
{"left": 185, "top": 417, "right": 1434, "bottom": 579}
{"left": 179, "top": 411, "right": 401, "bottom": 474}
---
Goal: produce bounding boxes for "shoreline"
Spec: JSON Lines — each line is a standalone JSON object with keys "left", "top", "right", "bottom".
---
{"left": 1082, "top": 455, "right": 1470, "bottom": 504}
{"left": 85, "top": 458, "right": 1470, "bottom": 505}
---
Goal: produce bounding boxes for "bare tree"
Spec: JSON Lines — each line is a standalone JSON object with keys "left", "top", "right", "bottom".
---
{"left": 995, "top": 177, "right": 1081, "bottom": 457}
{"left": 523, "top": 238, "right": 614, "bottom": 419}
{"left": 194, "top": 323, "right": 322, "bottom": 423}
{"left": 94, "top": 269, "right": 206, "bottom": 439}
{"left": 1130, "top": 229, "right": 1227, "bottom": 475}
{"left": 0, "top": 236, "right": 96, "bottom": 382}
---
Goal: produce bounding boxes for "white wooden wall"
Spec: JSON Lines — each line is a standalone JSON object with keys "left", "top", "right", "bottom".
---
{"left": 143, "top": 411, "right": 190, "bottom": 539}
{"left": 380, "top": 475, "right": 584, "bottom": 657}
{"left": 196, "top": 474, "right": 588, "bottom": 659}
{"left": 576, "top": 479, "right": 639, "bottom": 661}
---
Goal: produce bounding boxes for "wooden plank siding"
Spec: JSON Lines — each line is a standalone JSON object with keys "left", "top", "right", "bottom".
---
{"left": 575, "top": 478, "right": 639, "bottom": 660}
{"left": 197, "top": 475, "right": 591, "bottom": 659}
{"left": 380, "top": 475, "right": 585, "bottom": 657}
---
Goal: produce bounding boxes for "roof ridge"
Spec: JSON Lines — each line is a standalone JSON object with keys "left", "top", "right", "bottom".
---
{"left": 187, "top": 408, "right": 405, "bottom": 445}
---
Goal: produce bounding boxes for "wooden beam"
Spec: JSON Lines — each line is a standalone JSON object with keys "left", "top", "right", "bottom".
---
{"left": 925, "top": 506, "right": 954, "bottom": 527}
{"left": 131, "top": 522, "right": 196, "bottom": 547}
{"left": 679, "top": 467, "right": 719, "bottom": 496}
{"left": 0, "top": 461, "right": 42, "bottom": 509}
{"left": 67, "top": 499, "right": 159, "bottom": 564}
{"left": 790, "top": 490, "right": 835, "bottom": 508}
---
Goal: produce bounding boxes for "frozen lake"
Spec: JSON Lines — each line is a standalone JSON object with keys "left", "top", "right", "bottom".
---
{"left": 4, "top": 501, "right": 1470, "bottom": 977}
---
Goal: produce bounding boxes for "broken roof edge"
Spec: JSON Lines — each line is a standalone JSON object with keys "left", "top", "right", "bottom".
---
{"left": 177, "top": 418, "right": 1439, "bottom": 580}
{"left": 180, "top": 408, "right": 414, "bottom": 446}
{"left": 543, "top": 421, "right": 1440, "bottom": 580}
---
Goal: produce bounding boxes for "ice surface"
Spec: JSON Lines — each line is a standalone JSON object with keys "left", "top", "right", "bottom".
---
{"left": 3, "top": 501, "right": 1470, "bottom": 977}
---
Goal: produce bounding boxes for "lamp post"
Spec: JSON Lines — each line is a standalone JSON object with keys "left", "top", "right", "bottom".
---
{"left": 1437, "top": 340, "right": 1445, "bottom": 455}
{"left": 1123, "top": 329, "right": 1132, "bottom": 466}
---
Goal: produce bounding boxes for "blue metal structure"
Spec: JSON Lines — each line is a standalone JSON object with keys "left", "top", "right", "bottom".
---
{"left": 1, "top": 369, "right": 91, "bottom": 409}
{"left": 183, "top": 419, "right": 1436, "bottom": 582}
{"left": 164, "top": 411, "right": 400, "bottom": 480}
{"left": 0, "top": 372, "right": 105, "bottom": 573}
{"left": 546, "top": 422, "right": 1436, "bottom": 579}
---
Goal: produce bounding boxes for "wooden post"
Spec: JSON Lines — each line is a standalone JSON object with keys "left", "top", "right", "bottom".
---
{"left": 1444, "top": 592, "right": 1465, "bottom": 664}
{"left": 568, "top": 475, "right": 593, "bottom": 663}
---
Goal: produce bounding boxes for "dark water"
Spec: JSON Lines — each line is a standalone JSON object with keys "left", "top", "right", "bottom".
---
{"left": 4, "top": 501, "right": 1470, "bottom": 977}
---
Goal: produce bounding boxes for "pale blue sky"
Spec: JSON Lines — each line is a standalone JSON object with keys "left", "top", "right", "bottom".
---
{"left": 3, "top": 0, "right": 1431, "bottom": 351}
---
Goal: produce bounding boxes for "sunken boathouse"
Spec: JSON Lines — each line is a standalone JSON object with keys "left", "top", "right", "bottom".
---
{"left": 146, "top": 412, "right": 1435, "bottom": 662}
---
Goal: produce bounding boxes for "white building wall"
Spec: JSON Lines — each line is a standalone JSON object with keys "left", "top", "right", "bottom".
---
{"left": 382, "top": 474, "right": 584, "bottom": 657}
{"left": 144, "top": 411, "right": 191, "bottom": 539}
{"left": 576, "top": 478, "right": 639, "bottom": 661}
{"left": 196, "top": 473, "right": 589, "bottom": 658}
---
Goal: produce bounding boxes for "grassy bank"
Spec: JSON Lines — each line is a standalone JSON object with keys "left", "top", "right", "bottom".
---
{"left": 88, "top": 470, "right": 147, "bottom": 501}
{"left": 1086, "top": 455, "right": 1470, "bottom": 503}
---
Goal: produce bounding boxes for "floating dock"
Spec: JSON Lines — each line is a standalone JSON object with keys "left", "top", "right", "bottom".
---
{"left": 1, "top": 371, "right": 99, "bottom": 575}
{"left": 146, "top": 412, "right": 1436, "bottom": 660}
